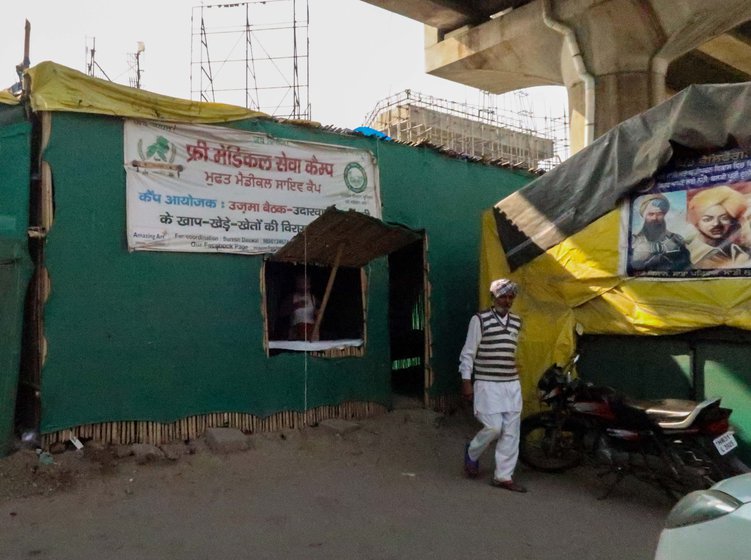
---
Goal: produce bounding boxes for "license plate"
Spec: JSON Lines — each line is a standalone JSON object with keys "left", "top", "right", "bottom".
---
{"left": 714, "top": 432, "right": 738, "bottom": 456}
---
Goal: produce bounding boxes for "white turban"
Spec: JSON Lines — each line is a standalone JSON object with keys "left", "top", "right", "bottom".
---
{"left": 489, "top": 279, "right": 519, "bottom": 298}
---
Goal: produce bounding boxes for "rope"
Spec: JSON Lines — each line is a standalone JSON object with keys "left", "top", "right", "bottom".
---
{"left": 303, "top": 224, "right": 309, "bottom": 424}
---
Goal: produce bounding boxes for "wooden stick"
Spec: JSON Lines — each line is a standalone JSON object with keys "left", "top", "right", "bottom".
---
{"left": 312, "top": 243, "right": 344, "bottom": 341}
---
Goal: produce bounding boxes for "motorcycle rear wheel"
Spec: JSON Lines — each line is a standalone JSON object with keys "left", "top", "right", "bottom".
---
{"left": 720, "top": 455, "right": 751, "bottom": 477}
{"left": 704, "top": 447, "right": 750, "bottom": 482}
{"left": 674, "top": 438, "right": 751, "bottom": 489}
{"left": 520, "top": 412, "right": 583, "bottom": 472}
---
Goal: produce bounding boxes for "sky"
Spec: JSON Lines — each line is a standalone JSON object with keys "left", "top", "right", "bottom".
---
{"left": 1, "top": 0, "right": 567, "bottom": 132}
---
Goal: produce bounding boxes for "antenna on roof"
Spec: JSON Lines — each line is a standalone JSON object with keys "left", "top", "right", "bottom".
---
{"left": 14, "top": 20, "right": 31, "bottom": 98}
{"left": 128, "top": 41, "right": 146, "bottom": 89}
{"left": 85, "top": 37, "right": 113, "bottom": 82}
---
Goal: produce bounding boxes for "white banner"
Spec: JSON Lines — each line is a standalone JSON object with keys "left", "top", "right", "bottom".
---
{"left": 124, "top": 120, "right": 380, "bottom": 254}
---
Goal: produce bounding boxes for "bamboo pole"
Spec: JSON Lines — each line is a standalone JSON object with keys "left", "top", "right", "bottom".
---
{"left": 312, "top": 244, "right": 344, "bottom": 341}
{"left": 423, "top": 239, "right": 432, "bottom": 408}
{"left": 360, "top": 268, "right": 368, "bottom": 350}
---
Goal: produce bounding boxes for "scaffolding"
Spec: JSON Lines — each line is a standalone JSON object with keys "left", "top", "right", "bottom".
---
{"left": 364, "top": 90, "right": 569, "bottom": 171}
{"left": 190, "top": 0, "right": 310, "bottom": 120}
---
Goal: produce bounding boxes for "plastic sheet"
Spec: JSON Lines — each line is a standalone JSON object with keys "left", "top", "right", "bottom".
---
{"left": 27, "top": 61, "right": 268, "bottom": 123}
{"left": 480, "top": 204, "right": 751, "bottom": 411}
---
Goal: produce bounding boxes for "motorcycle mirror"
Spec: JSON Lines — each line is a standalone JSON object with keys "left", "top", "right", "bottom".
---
{"left": 567, "top": 354, "right": 579, "bottom": 382}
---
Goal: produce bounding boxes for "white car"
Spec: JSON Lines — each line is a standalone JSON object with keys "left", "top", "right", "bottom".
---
{"left": 655, "top": 473, "right": 751, "bottom": 559}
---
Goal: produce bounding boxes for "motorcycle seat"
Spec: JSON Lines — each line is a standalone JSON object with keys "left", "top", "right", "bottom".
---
{"left": 624, "top": 398, "right": 721, "bottom": 430}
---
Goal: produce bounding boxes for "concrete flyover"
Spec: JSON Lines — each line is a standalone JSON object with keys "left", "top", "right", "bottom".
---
{"left": 362, "top": 0, "right": 751, "bottom": 152}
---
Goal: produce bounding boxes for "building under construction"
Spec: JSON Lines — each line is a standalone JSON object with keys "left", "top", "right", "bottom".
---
{"left": 365, "top": 90, "right": 565, "bottom": 171}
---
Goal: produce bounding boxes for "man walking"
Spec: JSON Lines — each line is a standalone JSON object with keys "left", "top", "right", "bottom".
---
{"left": 459, "top": 278, "right": 526, "bottom": 492}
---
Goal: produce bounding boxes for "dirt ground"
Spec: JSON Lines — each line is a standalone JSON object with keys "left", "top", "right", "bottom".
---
{"left": 0, "top": 403, "right": 672, "bottom": 560}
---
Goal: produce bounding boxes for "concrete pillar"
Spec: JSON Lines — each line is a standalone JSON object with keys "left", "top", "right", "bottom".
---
{"left": 567, "top": 72, "right": 661, "bottom": 153}
{"left": 548, "top": 0, "right": 667, "bottom": 151}
{"left": 423, "top": 0, "right": 751, "bottom": 153}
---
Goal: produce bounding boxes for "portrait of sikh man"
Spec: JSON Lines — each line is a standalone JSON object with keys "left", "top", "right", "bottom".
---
{"left": 687, "top": 185, "right": 751, "bottom": 269}
{"left": 630, "top": 193, "right": 691, "bottom": 272}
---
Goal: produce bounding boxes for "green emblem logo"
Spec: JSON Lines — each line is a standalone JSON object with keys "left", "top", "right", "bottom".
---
{"left": 343, "top": 162, "right": 367, "bottom": 193}
{"left": 137, "top": 135, "right": 177, "bottom": 163}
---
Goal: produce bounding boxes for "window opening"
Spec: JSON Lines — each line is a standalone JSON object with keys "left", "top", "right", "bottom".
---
{"left": 264, "top": 261, "right": 365, "bottom": 356}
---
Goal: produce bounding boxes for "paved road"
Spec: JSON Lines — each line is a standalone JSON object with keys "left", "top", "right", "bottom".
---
{"left": 0, "top": 407, "right": 670, "bottom": 560}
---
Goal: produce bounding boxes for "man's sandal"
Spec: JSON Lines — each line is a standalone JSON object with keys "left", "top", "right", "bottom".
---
{"left": 463, "top": 443, "right": 479, "bottom": 478}
{"left": 491, "top": 478, "right": 528, "bottom": 493}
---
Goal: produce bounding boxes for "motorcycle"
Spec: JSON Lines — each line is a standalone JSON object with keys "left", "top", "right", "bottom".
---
{"left": 519, "top": 355, "right": 749, "bottom": 498}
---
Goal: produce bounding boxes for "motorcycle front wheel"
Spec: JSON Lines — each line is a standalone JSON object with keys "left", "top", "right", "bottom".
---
{"left": 520, "top": 412, "right": 583, "bottom": 472}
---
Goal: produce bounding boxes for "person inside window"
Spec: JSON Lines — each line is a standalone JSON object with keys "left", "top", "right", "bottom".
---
{"left": 280, "top": 274, "right": 319, "bottom": 341}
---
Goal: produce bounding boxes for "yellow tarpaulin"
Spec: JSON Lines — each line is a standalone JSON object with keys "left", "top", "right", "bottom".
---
{"left": 25, "top": 61, "right": 270, "bottom": 124}
{"left": 0, "top": 89, "right": 19, "bottom": 105}
{"left": 480, "top": 207, "right": 751, "bottom": 413}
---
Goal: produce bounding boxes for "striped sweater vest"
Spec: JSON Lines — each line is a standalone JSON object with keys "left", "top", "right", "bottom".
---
{"left": 473, "top": 309, "right": 521, "bottom": 382}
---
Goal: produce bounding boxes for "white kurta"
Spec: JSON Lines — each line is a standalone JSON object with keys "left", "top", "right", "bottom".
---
{"left": 459, "top": 314, "right": 522, "bottom": 414}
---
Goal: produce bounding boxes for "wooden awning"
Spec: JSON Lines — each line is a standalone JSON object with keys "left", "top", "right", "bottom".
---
{"left": 270, "top": 207, "right": 421, "bottom": 267}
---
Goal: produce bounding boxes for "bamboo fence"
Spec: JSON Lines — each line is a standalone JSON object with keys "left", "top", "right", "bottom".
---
{"left": 41, "top": 401, "right": 387, "bottom": 448}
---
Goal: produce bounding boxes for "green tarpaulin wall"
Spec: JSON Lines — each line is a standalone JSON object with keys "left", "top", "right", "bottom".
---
{"left": 0, "top": 109, "right": 33, "bottom": 456}
{"left": 39, "top": 113, "right": 531, "bottom": 433}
